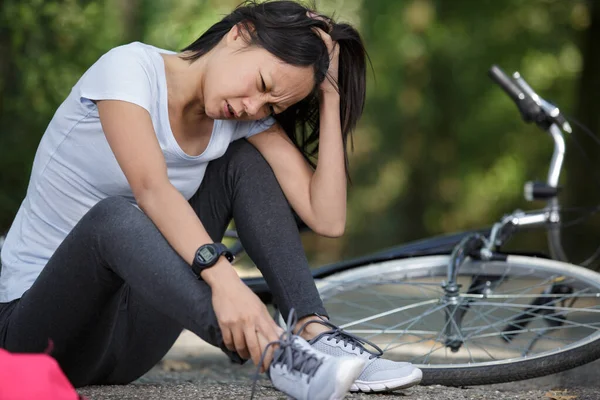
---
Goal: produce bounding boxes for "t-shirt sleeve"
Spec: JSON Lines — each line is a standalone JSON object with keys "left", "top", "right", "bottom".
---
{"left": 245, "top": 116, "right": 277, "bottom": 138}
{"left": 77, "top": 44, "right": 154, "bottom": 113}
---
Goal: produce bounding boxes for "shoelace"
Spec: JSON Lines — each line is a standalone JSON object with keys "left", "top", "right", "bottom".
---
{"left": 297, "top": 314, "right": 384, "bottom": 359}
{"left": 250, "top": 308, "right": 324, "bottom": 399}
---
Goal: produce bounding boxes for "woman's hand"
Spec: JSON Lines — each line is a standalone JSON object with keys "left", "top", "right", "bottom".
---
{"left": 308, "top": 12, "right": 340, "bottom": 96}
{"left": 209, "top": 262, "right": 282, "bottom": 372}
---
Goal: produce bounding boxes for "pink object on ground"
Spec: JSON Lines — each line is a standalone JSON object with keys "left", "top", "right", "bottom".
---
{"left": 0, "top": 347, "right": 86, "bottom": 400}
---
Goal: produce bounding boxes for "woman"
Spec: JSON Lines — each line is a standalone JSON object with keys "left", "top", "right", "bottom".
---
{"left": 0, "top": 1, "right": 421, "bottom": 398}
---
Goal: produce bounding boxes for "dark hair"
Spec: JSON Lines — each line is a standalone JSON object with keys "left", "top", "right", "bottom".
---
{"left": 181, "top": 0, "right": 368, "bottom": 181}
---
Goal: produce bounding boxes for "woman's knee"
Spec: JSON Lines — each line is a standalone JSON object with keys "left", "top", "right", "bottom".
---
{"left": 202, "top": 139, "right": 282, "bottom": 203}
{"left": 221, "top": 139, "right": 276, "bottom": 180}
{"left": 80, "top": 196, "right": 149, "bottom": 241}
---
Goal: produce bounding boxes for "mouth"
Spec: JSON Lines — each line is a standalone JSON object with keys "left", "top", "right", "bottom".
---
{"left": 224, "top": 101, "right": 236, "bottom": 118}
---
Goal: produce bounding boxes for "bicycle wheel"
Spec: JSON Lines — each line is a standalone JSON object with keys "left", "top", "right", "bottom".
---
{"left": 316, "top": 255, "right": 600, "bottom": 386}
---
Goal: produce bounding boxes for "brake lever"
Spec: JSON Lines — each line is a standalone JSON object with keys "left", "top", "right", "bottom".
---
{"left": 512, "top": 72, "right": 572, "bottom": 134}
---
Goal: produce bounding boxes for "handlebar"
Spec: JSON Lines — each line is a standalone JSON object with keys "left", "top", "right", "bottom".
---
{"left": 488, "top": 65, "right": 545, "bottom": 125}
{"left": 488, "top": 65, "right": 572, "bottom": 133}
{"left": 484, "top": 65, "right": 570, "bottom": 262}
{"left": 488, "top": 65, "right": 526, "bottom": 103}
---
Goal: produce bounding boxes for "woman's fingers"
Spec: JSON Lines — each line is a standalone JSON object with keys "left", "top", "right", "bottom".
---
{"left": 212, "top": 283, "right": 284, "bottom": 368}
{"left": 221, "top": 325, "right": 235, "bottom": 352}
{"left": 232, "top": 327, "right": 250, "bottom": 360}
{"left": 256, "top": 319, "right": 282, "bottom": 373}
{"left": 307, "top": 11, "right": 337, "bottom": 55}
{"left": 306, "top": 11, "right": 332, "bottom": 32}
{"left": 256, "top": 329, "right": 273, "bottom": 373}
{"left": 244, "top": 325, "right": 263, "bottom": 367}
{"left": 312, "top": 27, "right": 335, "bottom": 51}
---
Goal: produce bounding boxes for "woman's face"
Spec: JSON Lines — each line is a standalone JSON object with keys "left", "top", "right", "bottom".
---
{"left": 202, "top": 25, "right": 315, "bottom": 121}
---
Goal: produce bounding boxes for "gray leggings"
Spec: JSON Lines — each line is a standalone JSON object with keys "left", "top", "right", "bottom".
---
{"left": 0, "top": 139, "right": 326, "bottom": 387}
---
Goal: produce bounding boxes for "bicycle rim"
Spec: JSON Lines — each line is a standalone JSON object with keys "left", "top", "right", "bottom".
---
{"left": 316, "top": 255, "right": 600, "bottom": 385}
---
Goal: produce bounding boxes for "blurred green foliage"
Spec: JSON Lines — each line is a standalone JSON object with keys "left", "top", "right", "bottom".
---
{"left": 1, "top": 0, "right": 599, "bottom": 268}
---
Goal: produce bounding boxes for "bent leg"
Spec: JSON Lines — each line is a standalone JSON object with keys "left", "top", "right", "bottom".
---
{"left": 191, "top": 139, "right": 327, "bottom": 320}
{"left": 1, "top": 197, "right": 238, "bottom": 386}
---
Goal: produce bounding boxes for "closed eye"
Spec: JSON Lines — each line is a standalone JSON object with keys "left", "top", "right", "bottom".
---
{"left": 260, "top": 74, "right": 267, "bottom": 92}
{"left": 260, "top": 73, "right": 275, "bottom": 115}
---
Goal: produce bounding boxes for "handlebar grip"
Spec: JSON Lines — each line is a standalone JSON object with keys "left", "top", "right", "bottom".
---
{"left": 488, "top": 65, "right": 524, "bottom": 103}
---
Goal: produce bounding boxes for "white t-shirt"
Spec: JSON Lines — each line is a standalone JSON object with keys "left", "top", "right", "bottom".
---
{"left": 0, "top": 42, "right": 275, "bottom": 302}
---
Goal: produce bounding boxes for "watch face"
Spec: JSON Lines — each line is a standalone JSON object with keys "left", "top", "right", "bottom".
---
{"left": 197, "top": 246, "right": 217, "bottom": 263}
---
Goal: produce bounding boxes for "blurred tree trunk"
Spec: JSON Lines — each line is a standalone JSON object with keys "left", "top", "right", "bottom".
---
{"left": 119, "top": 0, "right": 145, "bottom": 42}
{"left": 566, "top": 0, "right": 600, "bottom": 268}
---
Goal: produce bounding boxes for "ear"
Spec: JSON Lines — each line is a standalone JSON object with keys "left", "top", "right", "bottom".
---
{"left": 226, "top": 23, "right": 254, "bottom": 49}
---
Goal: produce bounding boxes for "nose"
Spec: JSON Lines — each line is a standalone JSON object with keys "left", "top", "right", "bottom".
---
{"left": 242, "top": 95, "right": 266, "bottom": 117}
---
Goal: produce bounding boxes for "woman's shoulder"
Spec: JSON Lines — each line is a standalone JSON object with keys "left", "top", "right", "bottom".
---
{"left": 100, "top": 42, "right": 170, "bottom": 64}
{"left": 81, "top": 41, "right": 177, "bottom": 89}
{"left": 75, "top": 42, "right": 173, "bottom": 114}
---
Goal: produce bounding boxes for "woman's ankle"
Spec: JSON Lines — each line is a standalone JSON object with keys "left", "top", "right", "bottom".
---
{"left": 295, "top": 315, "right": 330, "bottom": 341}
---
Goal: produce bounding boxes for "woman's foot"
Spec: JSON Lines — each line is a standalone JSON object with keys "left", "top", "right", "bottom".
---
{"left": 268, "top": 335, "right": 365, "bottom": 399}
{"left": 252, "top": 310, "right": 366, "bottom": 400}
{"left": 298, "top": 316, "right": 423, "bottom": 393}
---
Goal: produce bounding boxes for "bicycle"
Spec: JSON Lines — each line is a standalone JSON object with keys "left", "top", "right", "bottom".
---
{"left": 231, "top": 65, "right": 600, "bottom": 386}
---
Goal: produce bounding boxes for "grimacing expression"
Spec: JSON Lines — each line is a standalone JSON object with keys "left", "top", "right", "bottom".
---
{"left": 203, "top": 26, "right": 315, "bottom": 121}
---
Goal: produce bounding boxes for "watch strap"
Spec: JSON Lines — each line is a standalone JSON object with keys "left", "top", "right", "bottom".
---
{"left": 213, "top": 242, "right": 234, "bottom": 262}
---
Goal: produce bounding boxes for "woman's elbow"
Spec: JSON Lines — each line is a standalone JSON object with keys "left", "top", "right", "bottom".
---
{"left": 314, "top": 220, "right": 346, "bottom": 238}
{"left": 133, "top": 178, "right": 171, "bottom": 210}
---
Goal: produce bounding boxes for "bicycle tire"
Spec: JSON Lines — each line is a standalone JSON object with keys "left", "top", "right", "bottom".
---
{"left": 313, "top": 255, "right": 600, "bottom": 386}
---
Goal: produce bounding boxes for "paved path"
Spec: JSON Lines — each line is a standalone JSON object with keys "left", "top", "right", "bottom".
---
{"left": 77, "top": 331, "right": 600, "bottom": 400}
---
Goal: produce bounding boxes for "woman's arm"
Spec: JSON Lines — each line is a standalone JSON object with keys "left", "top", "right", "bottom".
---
{"left": 96, "top": 99, "right": 281, "bottom": 367}
{"left": 248, "top": 27, "right": 346, "bottom": 237}
{"left": 97, "top": 100, "right": 216, "bottom": 267}
{"left": 247, "top": 92, "right": 346, "bottom": 237}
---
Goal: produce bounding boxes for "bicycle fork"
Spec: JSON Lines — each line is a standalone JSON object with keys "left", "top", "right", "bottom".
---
{"left": 440, "top": 234, "right": 574, "bottom": 354}
{"left": 440, "top": 234, "right": 488, "bottom": 352}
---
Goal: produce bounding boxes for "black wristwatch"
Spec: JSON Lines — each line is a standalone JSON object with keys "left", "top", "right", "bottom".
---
{"left": 191, "top": 243, "right": 234, "bottom": 279}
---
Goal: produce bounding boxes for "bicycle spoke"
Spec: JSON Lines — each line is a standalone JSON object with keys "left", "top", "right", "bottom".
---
{"left": 359, "top": 284, "right": 417, "bottom": 310}
{"left": 342, "top": 302, "right": 448, "bottom": 347}
{"left": 467, "top": 310, "right": 600, "bottom": 340}
{"left": 325, "top": 296, "right": 382, "bottom": 314}
{"left": 378, "top": 303, "right": 448, "bottom": 352}
{"left": 338, "top": 299, "right": 439, "bottom": 329}
{"left": 423, "top": 301, "right": 463, "bottom": 364}
{"left": 468, "top": 306, "right": 531, "bottom": 355}
{"left": 382, "top": 335, "right": 435, "bottom": 353}
{"left": 378, "top": 334, "right": 439, "bottom": 356}
{"left": 460, "top": 284, "right": 595, "bottom": 338}
{"left": 468, "top": 301, "right": 600, "bottom": 314}
{"left": 462, "top": 339, "right": 498, "bottom": 361}
{"left": 460, "top": 301, "right": 599, "bottom": 343}
{"left": 460, "top": 304, "right": 588, "bottom": 341}
{"left": 464, "top": 297, "right": 598, "bottom": 337}
{"left": 419, "top": 342, "right": 452, "bottom": 365}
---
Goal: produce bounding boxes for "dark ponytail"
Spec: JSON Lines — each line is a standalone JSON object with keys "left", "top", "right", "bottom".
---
{"left": 181, "top": 0, "right": 369, "bottom": 181}
{"left": 330, "top": 21, "right": 368, "bottom": 180}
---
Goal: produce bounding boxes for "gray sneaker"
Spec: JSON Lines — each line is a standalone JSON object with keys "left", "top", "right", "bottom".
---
{"left": 299, "top": 317, "right": 422, "bottom": 393}
{"left": 252, "top": 310, "right": 366, "bottom": 400}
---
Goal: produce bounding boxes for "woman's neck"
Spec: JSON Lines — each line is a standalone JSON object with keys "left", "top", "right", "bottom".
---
{"left": 161, "top": 52, "right": 208, "bottom": 121}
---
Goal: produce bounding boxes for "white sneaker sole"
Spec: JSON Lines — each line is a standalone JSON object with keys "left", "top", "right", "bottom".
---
{"left": 350, "top": 367, "right": 423, "bottom": 392}
{"left": 329, "top": 358, "right": 368, "bottom": 400}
